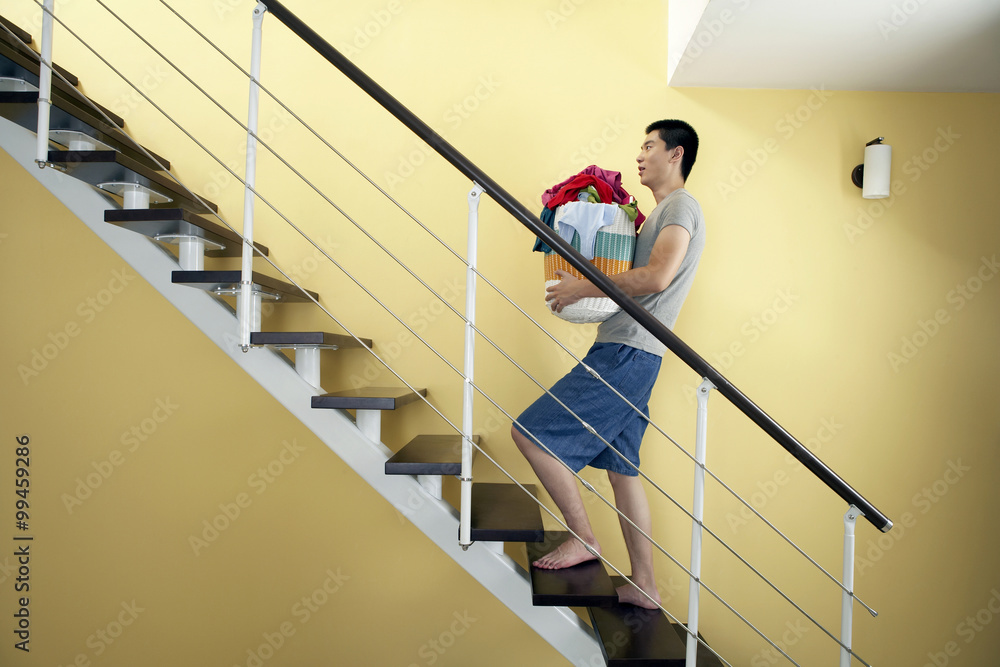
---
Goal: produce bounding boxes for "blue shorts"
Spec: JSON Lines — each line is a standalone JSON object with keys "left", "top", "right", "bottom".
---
{"left": 514, "top": 343, "right": 661, "bottom": 476}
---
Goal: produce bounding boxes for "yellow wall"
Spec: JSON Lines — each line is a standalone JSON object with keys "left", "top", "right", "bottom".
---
{"left": 2, "top": 1, "right": 1000, "bottom": 665}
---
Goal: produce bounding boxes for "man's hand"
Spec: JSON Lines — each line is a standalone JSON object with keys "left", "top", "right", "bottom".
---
{"left": 545, "top": 223, "right": 691, "bottom": 313}
{"left": 546, "top": 270, "right": 592, "bottom": 313}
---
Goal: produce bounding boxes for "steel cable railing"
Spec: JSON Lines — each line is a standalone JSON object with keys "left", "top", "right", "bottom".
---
{"left": 17, "top": 4, "right": 867, "bottom": 663}
{"left": 13, "top": 16, "right": 855, "bottom": 667}
{"left": 13, "top": 13, "right": 830, "bottom": 667}
{"left": 261, "top": 0, "right": 894, "bottom": 535}
{"left": 11, "top": 2, "right": 879, "bottom": 664}
{"left": 236, "top": 7, "right": 891, "bottom": 661}
{"left": 96, "top": 1, "right": 879, "bottom": 643}
{"left": 17, "top": 12, "right": 737, "bottom": 659}
{"left": 127, "top": 0, "right": 877, "bottom": 623}
{"left": 14, "top": 37, "right": 739, "bottom": 664}
{"left": 139, "top": 0, "right": 877, "bottom": 621}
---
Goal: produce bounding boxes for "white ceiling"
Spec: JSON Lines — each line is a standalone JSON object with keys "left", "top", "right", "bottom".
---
{"left": 668, "top": 0, "right": 1000, "bottom": 92}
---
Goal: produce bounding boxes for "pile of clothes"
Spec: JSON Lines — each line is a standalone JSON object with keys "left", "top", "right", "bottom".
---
{"left": 533, "top": 165, "right": 644, "bottom": 256}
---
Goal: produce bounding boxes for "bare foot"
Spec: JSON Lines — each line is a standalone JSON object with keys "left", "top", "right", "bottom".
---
{"left": 532, "top": 537, "right": 601, "bottom": 570}
{"left": 617, "top": 578, "right": 661, "bottom": 609}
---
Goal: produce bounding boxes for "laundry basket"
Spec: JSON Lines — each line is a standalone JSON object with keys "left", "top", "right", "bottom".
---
{"left": 543, "top": 202, "right": 635, "bottom": 324}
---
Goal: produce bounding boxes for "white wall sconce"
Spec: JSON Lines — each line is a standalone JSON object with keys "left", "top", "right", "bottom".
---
{"left": 851, "top": 137, "right": 892, "bottom": 199}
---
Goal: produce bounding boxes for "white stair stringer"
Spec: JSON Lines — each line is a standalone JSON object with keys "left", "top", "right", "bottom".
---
{"left": 0, "top": 117, "right": 602, "bottom": 665}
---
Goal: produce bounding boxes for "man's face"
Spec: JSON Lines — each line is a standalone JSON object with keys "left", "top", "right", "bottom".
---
{"left": 636, "top": 131, "right": 675, "bottom": 189}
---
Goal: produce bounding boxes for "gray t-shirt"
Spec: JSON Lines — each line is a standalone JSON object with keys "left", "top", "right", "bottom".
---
{"left": 595, "top": 188, "right": 705, "bottom": 356}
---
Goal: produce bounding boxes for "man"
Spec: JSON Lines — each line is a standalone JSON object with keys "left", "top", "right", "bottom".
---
{"left": 511, "top": 119, "right": 705, "bottom": 609}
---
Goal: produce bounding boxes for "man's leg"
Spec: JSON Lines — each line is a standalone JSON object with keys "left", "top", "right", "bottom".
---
{"left": 608, "top": 470, "right": 661, "bottom": 609}
{"left": 512, "top": 426, "right": 601, "bottom": 569}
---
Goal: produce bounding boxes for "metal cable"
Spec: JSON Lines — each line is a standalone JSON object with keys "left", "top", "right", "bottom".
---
{"left": 152, "top": 0, "right": 469, "bottom": 268}
{"left": 29, "top": 5, "right": 872, "bottom": 659}
{"left": 147, "top": 0, "right": 876, "bottom": 617}
{"left": 14, "top": 5, "right": 873, "bottom": 664}
{"left": 146, "top": 0, "right": 873, "bottom": 618}
{"left": 14, "top": 15, "right": 854, "bottom": 665}
{"left": 132, "top": 0, "right": 876, "bottom": 619}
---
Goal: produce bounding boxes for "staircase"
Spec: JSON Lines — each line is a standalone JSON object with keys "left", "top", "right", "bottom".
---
{"left": 1, "top": 13, "right": 727, "bottom": 666}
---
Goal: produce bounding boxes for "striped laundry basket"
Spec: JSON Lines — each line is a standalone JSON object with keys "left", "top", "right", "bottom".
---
{"left": 544, "top": 202, "right": 635, "bottom": 324}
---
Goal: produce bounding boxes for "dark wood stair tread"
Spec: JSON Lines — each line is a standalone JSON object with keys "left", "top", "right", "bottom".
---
{"left": 384, "top": 434, "right": 479, "bottom": 476}
{"left": 469, "top": 482, "right": 544, "bottom": 543}
{"left": 311, "top": 387, "right": 426, "bottom": 411}
{"left": 251, "top": 331, "right": 371, "bottom": 349}
{"left": 0, "top": 17, "right": 34, "bottom": 52}
{"left": 0, "top": 90, "right": 169, "bottom": 170}
{"left": 171, "top": 270, "right": 318, "bottom": 302}
{"left": 0, "top": 39, "right": 122, "bottom": 127}
{"left": 669, "top": 624, "right": 725, "bottom": 667}
{"left": 0, "top": 18, "right": 79, "bottom": 86}
{"left": 0, "top": 16, "right": 80, "bottom": 86}
{"left": 587, "top": 576, "right": 725, "bottom": 666}
{"left": 48, "top": 150, "right": 213, "bottom": 213}
{"left": 588, "top": 602, "right": 686, "bottom": 666}
{"left": 106, "top": 208, "right": 264, "bottom": 257}
{"left": 527, "top": 531, "right": 618, "bottom": 607}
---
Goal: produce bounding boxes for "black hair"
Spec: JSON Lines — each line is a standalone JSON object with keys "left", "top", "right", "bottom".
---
{"left": 645, "top": 119, "right": 699, "bottom": 180}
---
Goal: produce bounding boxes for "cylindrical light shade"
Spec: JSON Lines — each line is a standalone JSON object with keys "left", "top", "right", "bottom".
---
{"left": 862, "top": 143, "right": 892, "bottom": 199}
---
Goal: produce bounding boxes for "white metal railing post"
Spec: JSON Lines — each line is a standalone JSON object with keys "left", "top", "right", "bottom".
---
{"left": 19, "top": 2, "right": 895, "bottom": 658}
{"left": 687, "top": 377, "right": 715, "bottom": 666}
{"left": 840, "top": 504, "right": 862, "bottom": 666}
{"left": 238, "top": 2, "right": 267, "bottom": 352}
{"left": 35, "top": 0, "right": 55, "bottom": 167}
{"left": 459, "top": 183, "right": 483, "bottom": 549}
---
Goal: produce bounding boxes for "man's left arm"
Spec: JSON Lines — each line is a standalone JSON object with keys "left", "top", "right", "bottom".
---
{"left": 547, "top": 224, "right": 691, "bottom": 312}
